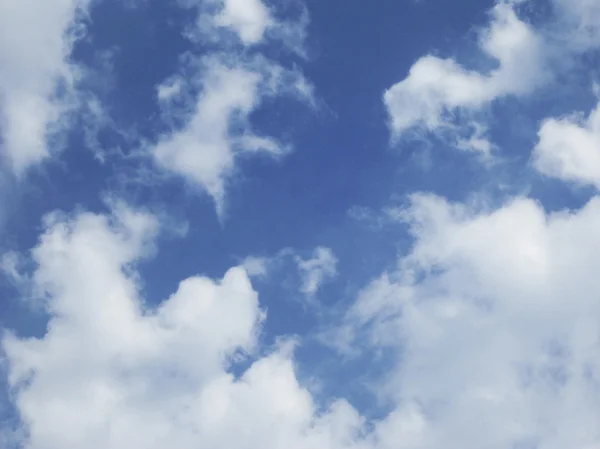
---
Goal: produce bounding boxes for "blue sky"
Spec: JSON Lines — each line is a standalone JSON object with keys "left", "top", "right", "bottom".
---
{"left": 2, "top": 0, "right": 600, "bottom": 448}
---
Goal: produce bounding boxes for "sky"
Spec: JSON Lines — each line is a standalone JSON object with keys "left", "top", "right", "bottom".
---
{"left": 1, "top": 0, "right": 600, "bottom": 448}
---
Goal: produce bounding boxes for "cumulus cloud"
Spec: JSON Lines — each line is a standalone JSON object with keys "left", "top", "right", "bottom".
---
{"left": 180, "top": 0, "right": 272, "bottom": 46}
{"left": 383, "top": 0, "right": 600, "bottom": 151}
{"left": 295, "top": 247, "right": 338, "bottom": 297}
{"left": 153, "top": 56, "right": 312, "bottom": 215}
{"left": 337, "top": 192, "right": 600, "bottom": 448}
{"left": 533, "top": 98, "right": 600, "bottom": 188}
{"left": 8, "top": 195, "right": 600, "bottom": 449}
{"left": 179, "top": 0, "right": 308, "bottom": 53}
{"left": 212, "top": 0, "right": 272, "bottom": 45}
{"left": 10, "top": 1, "right": 600, "bottom": 448}
{"left": 383, "top": 2, "right": 545, "bottom": 142}
{"left": 1, "top": 206, "right": 365, "bottom": 449}
{"left": 0, "top": 0, "right": 91, "bottom": 174}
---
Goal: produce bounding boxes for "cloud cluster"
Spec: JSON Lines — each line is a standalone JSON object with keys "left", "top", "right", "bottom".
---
{"left": 4, "top": 0, "right": 600, "bottom": 448}
{"left": 179, "top": 0, "right": 273, "bottom": 46}
{"left": 0, "top": 0, "right": 91, "bottom": 174}
{"left": 338, "top": 193, "right": 600, "bottom": 448}
{"left": 534, "top": 97, "right": 600, "bottom": 188}
{"left": 152, "top": 0, "right": 312, "bottom": 215}
{"left": 7, "top": 193, "right": 600, "bottom": 448}
{"left": 154, "top": 56, "right": 311, "bottom": 214}
{"left": 384, "top": 2, "right": 545, "bottom": 142}
{"left": 182, "top": 0, "right": 308, "bottom": 53}
{"left": 383, "top": 0, "right": 600, "bottom": 152}
{"left": 1, "top": 206, "right": 364, "bottom": 449}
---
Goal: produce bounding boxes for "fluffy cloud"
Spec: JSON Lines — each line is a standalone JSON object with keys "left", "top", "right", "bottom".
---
{"left": 338, "top": 192, "right": 600, "bottom": 448}
{"left": 383, "top": 0, "right": 600, "bottom": 149}
{"left": 1, "top": 205, "right": 364, "bottom": 449}
{"left": 8, "top": 194, "right": 600, "bottom": 449}
{"left": 180, "top": 0, "right": 272, "bottom": 46}
{"left": 383, "top": 2, "right": 545, "bottom": 141}
{"left": 153, "top": 56, "right": 311, "bottom": 214}
{"left": 533, "top": 99, "right": 600, "bottom": 188}
{"left": 8, "top": 1, "right": 600, "bottom": 448}
{"left": 212, "top": 0, "right": 272, "bottom": 45}
{"left": 182, "top": 0, "right": 308, "bottom": 52}
{"left": 0, "top": 0, "right": 91, "bottom": 174}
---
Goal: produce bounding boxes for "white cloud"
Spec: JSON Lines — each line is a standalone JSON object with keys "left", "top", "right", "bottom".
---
{"left": 533, "top": 100, "right": 600, "bottom": 188}
{"left": 6, "top": 195, "right": 600, "bottom": 448}
{"left": 455, "top": 122, "right": 494, "bottom": 156}
{"left": 180, "top": 0, "right": 308, "bottom": 53}
{"left": 1, "top": 205, "right": 365, "bottom": 449}
{"left": 383, "top": 2, "right": 545, "bottom": 142}
{"left": 295, "top": 247, "right": 338, "bottom": 297}
{"left": 553, "top": 0, "right": 600, "bottom": 51}
{"left": 180, "top": 0, "right": 272, "bottom": 47}
{"left": 338, "top": 192, "right": 600, "bottom": 448}
{"left": 212, "top": 0, "right": 272, "bottom": 46}
{"left": 154, "top": 0, "right": 312, "bottom": 216}
{"left": 241, "top": 255, "right": 270, "bottom": 278}
{"left": 241, "top": 247, "right": 339, "bottom": 299}
{"left": 0, "top": 251, "right": 23, "bottom": 283}
{"left": 157, "top": 79, "right": 183, "bottom": 103}
{"left": 383, "top": 0, "right": 600, "bottom": 149}
{"left": 152, "top": 56, "right": 311, "bottom": 215}
{"left": 0, "top": 0, "right": 91, "bottom": 174}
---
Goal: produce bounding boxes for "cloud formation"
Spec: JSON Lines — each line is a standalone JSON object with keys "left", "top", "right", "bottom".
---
{"left": 0, "top": 0, "right": 91, "bottom": 174}
{"left": 338, "top": 193, "right": 600, "bottom": 448}
{"left": 384, "top": 2, "right": 544, "bottom": 142}
{"left": 7, "top": 194, "right": 600, "bottom": 449}
{"left": 153, "top": 56, "right": 311, "bottom": 214}
{"left": 180, "top": 0, "right": 272, "bottom": 46}
{"left": 295, "top": 247, "right": 338, "bottom": 297}
{"left": 1, "top": 206, "right": 362, "bottom": 449}
{"left": 4, "top": 1, "right": 600, "bottom": 448}
{"left": 383, "top": 0, "right": 600, "bottom": 151}
{"left": 151, "top": 0, "right": 312, "bottom": 216}
{"left": 534, "top": 99, "right": 600, "bottom": 188}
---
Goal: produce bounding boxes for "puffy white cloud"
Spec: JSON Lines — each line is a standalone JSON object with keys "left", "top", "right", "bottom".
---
{"left": 212, "top": 0, "right": 272, "bottom": 46}
{"left": 383, "top": 2, "right": 545, "bottom": 141}
{"left": 533, "top": 100, "right": 600, "bottom": 188}
{"left": 1, "top": 205, "right": 365, "bottom": 449}
{"left": 529, "top": 0, "right": 600, "bottom": 186}
{"left": 153, "top": 56, "right": 311, "bottom": 215}
{"left": 339, "top": 192, "right": 600, "bottom": 449}
{"left": 180, "top": 0, "right": 308, "bottom": 53}
{"left": 183, "top": 0, "right": 272, "bottom": 46}
{"left": 383, "top": 0, "right": 600, "bottom": 149}
{"left": 6, "top": 185, "right": 600, "bottom": 449}
{"left": 0, "top": 0, "right": 91, "bottom": 174}
{"left": 295, "top": 247, "right": 338, "bottom": 297}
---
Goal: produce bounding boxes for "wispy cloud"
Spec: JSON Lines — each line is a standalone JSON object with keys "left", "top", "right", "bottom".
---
{"left": 152, "top": 55, "right": 312, "bottom": 217}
